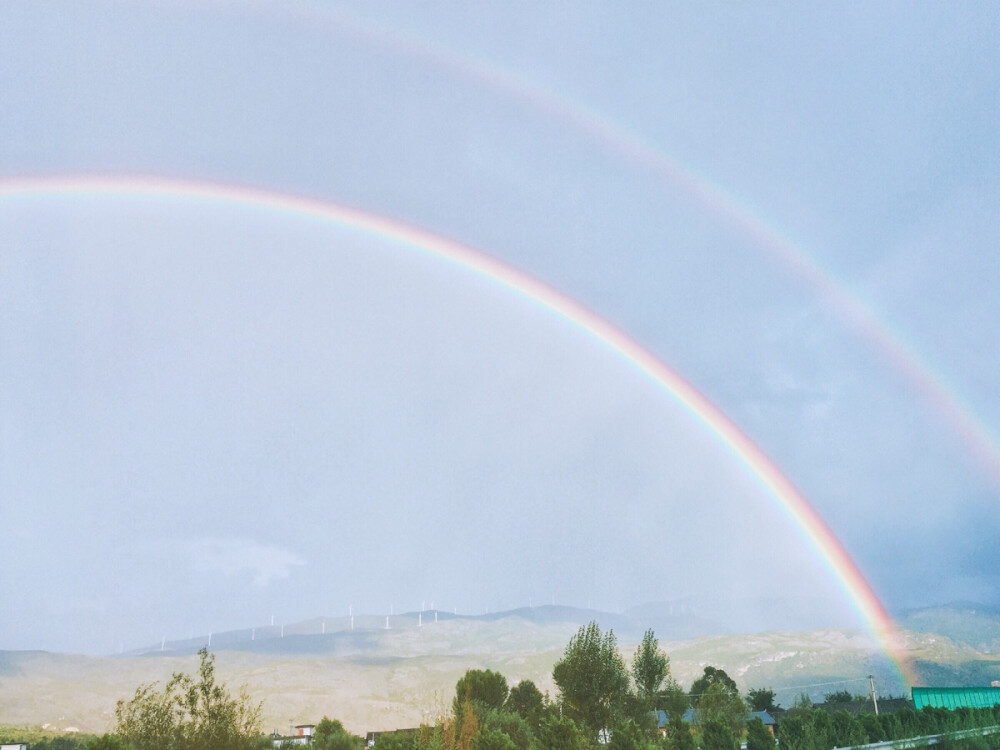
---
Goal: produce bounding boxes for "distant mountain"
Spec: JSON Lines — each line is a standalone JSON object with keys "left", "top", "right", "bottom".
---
{"left": 623, "top": 601, "right": 730, "bottom": 640}
{"left": 128, "top": 598, "right": 849, "bottom": 658}
{"left": 4, "top": 613, "right": 1000, "bottom": 736}
{"left": 899, "top": 604, "right": 1000, "bottom": 652}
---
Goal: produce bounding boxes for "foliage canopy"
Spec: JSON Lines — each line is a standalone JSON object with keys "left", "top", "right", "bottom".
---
{"left": 113, "top": 647, "right": 262, "bottom": 750}
{"left": 552, "top": 621, "right": 631, "bottom": 739}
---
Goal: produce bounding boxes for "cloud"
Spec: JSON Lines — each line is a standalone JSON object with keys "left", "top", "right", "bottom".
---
{"left": 181, "top": 538, "right": 306, "bottom": 587}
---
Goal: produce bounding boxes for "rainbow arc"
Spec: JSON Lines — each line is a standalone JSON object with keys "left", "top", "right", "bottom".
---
{"left": 0, "top": 174, "right": 919, "bottom": 686}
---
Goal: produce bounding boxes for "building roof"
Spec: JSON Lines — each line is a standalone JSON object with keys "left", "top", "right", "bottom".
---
{"left": 912, "top": 687, "right": 1000, "bottom": 710}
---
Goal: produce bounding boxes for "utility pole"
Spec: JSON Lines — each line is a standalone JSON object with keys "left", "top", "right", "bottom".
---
{"left": 868, "top": 675, "right": 879, "bottom": 715}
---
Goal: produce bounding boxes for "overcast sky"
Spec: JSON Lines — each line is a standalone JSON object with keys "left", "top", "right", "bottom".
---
{"left": 1, "top": 1, "right": 998, "bottom": 654}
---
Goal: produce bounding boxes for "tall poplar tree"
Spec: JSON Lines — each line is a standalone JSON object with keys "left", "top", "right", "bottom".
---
{"left": 552, "top": 621, "right": 631, "bottom": 739}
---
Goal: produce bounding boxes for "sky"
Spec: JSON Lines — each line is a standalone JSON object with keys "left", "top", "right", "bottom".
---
{"left": 1, "top": 1, "right": 998, "bottom": 655}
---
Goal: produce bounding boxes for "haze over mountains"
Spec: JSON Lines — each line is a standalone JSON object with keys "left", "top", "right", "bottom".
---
{"left": 3, "top": 602, "right": 999, "bottom": 737}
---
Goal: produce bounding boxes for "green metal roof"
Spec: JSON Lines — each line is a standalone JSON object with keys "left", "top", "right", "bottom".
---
{"left": 912, "top": 687, "right": 1000, "bottom": 710}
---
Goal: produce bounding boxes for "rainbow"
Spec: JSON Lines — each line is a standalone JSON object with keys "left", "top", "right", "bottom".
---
{"left": 0, "top": 174, "right": 919, "bottom": 686}
{"left": 301, "top": 3, "right": 1000, "bottom": 497}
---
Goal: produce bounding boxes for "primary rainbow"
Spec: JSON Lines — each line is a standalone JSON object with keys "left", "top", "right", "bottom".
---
{"left": 0, "top": 174, "right": 919, "bottom": 686}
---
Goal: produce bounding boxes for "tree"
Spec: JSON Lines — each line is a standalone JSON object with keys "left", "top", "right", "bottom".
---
{"left": 632, "top": 630, "right": 669, "bottom": 707}
{"left": 455, "top": 669, "right": 510, "bottom": 719}
{"left": 471, "top": 727, "right": 516, "bottom": 750}
{"left": 810, "top": 709, "right": 834, "bottom": 750}
{"left": 536, "top": 715, "right": 590, "bottom": 750}
{"left": 700, "top": 718, "right": 739, "bottom": 750}
{"left": 697, "top": 682, "right": 746, "bottom": 737}
{"left": 504, "top": 680, "right": 545, "bottom": 727}
{"left": 607, "top": 720, "right": 650, "bottom": 750}
{"left": 313, "top": 717, "right": 363, "bottom": 750}
{"left": 373, "top": 733, "right": 415, "bottom": 750}
{"left": 414, "top": 724, "right": 446, "bottom": 750}
{"left": 746, "top": 688, "right": 778, "bottom": 713}
{"left": 455, "top": 699, "right": 481, "bottom": 750}
{"left": 113, "top": 647, "right": 262, "bottom": 750}
{"left": 28, "top": 741, "right": 88, "bottom": 750}
{"left": 745, "top": 716, "right": 773, "bottom": 750}
{"left": 823, "top": 690, "right": 853, "bottom": 704}
{"left": 85, "top": 737, "right": 133, "bottom": 750}
{"left": 552, "top": 621, "right": 631, "bottom": 739}
{"left": 660, "top": 681, "right": 690, "bottom": 722}
{"left": 777, "top": 715, "right": 813, "bottom": 750}
{"left": 859, "top": 713, "right": 884, "bottom": 743}
{"left": 663, "top": 715, "right": 695, "bottom": 750}
{"left": 480, "top": 709, "right": 534, "bottom": 750}
{"left": 689, "top": 667, "right": 738, "bottom": 706}
{"left": 830, "top": 710, "right": 866, "bottom": 748}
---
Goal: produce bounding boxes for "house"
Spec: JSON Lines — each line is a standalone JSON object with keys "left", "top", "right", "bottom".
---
{"left": 747, "top": 711, "right": 777, "bottom": 734}
{"left": 270, "top": 724, "right": 316, "bottom": 747}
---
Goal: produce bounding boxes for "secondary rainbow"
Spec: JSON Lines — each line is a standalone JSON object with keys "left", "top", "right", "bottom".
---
{"left": 0, "top": 174, "right": 919, "bottom": 686}
{"left": 304, "top": 4, "right": 1000, "bottom": 496}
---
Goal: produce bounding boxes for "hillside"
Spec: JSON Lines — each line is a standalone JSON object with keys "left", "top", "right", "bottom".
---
{"left": 2, "top": 606, "right": 999, "bottom": 737}
{"left": 900, "top": 605, "right": 1000, "bottom": 653}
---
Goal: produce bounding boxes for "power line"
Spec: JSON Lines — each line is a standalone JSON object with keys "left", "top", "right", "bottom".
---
{"left": 771, "top": 677, "right": 871, "bottom": 692}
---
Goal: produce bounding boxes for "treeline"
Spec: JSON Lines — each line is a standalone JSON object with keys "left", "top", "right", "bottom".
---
{"left": 13, "top": 624, "right": 1000, "bottom": 750}
{"left": 350, "top": 622, "right": 1000, "bottom": 750}
{"left": 778, "top": 701, "right": 1000, "bottom": 750}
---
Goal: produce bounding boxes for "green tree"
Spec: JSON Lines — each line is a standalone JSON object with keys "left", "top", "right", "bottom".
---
{"left": 313, "top": 717, "right": 363, "bottom": 750}
{"left": 700, "top": 718, "right": 738, "bottom": 750}
{"left": 632, "top": 630, "right": 669, "bottom": 707}
{"left": 776, "top": 714, "right": 812, "bottom": 750}
{"left": 504, "top": 680, "right": 545, "bottom": 728}
{"left": 859, "top": 713, "right": 884, "bottom": 743}
{"left": 113, "top": 647, "right": 262, "bottom": 750}
{"left": 659, "top": 682, "right": 690, "bottom": 722}
{"left": 455, "top": 670, "right": 510, "bottom": 719}
{"left": 810, "top": 709, "right": 833, "bottom": 750}
{"left": 830, "top": 710, "right": 865, "bottom": 748}
{"left": 480, "top": 709, "right": 534, "bottom": 750}
{"left": 879, "top": 712, "right": 902, "bottom": 741}
{"left": 697, "top": 682, "right": 746, "bottom": 737}
{"left": 607, "top": 719, "right": 650, "bottom": 750}
{"left": 413, "top": 724, "right": 446, "bottom": 750}
{"left": 85, "top": 737, "right": 133, "bottom": 750}
{"left": 34, "top": 740, "right": 87, "bottom": 750}
{"left": 471, "top": 727, "right": 516, "bottom": 750}
{"left": 535, "top": 715, "right": 590, "bottom": 750}
{"left": 746, "top": 688, "right": 778, "bottom": 713}
{"left": 823, "top": 690, "right": 853, "bottom": 704}
{"left": 745, "top": 716, "right": 773, "bottom": 750}
{"left": 553, "top": 621, "right": 631, "bottom": 739}
{"left": 662, "top": 715, "right": 695, "bottom": 750}
{"left": 374, "top": 733, "right": 415, "bottom": 750}
{"left": 689, "top": 667, "right": 738, "bottom": 706}
{"left": 791, "top": 694, "right": 812, "bottom": 711}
